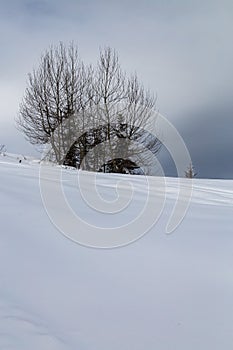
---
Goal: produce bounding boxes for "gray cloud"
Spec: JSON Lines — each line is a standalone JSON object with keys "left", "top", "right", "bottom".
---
{"left": 0, "top": 0, "right": 232, "bottom": 177}
{"left": 175, "top": 102, "right": 233, "bottom": 179}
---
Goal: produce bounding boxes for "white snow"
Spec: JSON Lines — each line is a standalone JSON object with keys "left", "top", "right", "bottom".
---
{"left": 0, "top": 153, "right": 233, "bottom": 349}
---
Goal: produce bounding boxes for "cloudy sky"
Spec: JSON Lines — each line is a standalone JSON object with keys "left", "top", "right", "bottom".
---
{"left": 0, "top": 0, "right": 232, "bottom": 178}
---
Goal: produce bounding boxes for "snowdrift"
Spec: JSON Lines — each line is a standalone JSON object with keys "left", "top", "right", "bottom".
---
{"left": 0, "top": 155, "right": 233, "bottom": 350}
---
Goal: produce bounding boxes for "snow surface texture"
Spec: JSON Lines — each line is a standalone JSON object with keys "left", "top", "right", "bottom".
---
{"left": 0, "top": 154, "right": 233, "bottom": 349}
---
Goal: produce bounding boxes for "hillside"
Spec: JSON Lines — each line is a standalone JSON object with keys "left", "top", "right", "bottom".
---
{"left": 0, "top": 154, "right": 233, "bottom": 350}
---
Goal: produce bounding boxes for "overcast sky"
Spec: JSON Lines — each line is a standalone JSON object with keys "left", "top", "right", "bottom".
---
{"left": 0, "top": 0, "right": 232, "bottom": 178}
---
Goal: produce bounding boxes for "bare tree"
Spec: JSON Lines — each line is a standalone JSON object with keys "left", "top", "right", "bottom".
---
{"left": 17, "top": 43, "right": 161, "bottom": 174}
{"left": 185, "top": 163, "right": 197, "bottom": 178}
{"left": 17, "top": 42, "right": 91, "bottom": 163}
{"left": 0, "top": 144, "right": 6, "bottom": 154}
{"left": 79, "top": 47, "right": 161, "bottom": 173}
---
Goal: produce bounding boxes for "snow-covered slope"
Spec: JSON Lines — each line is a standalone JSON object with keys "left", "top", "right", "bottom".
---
{"left": 0, "top": 155, "right": 233, "bottom": 350}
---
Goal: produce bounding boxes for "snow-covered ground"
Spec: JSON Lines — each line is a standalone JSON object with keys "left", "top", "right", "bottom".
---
{"left": 0, "top": 153, "right": 233, "bottom": 349}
